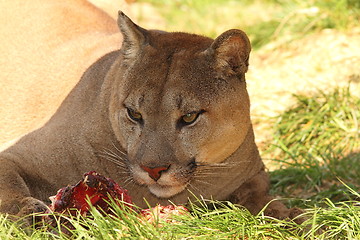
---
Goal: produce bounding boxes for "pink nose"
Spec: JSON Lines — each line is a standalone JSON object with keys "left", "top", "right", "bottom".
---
{"left": 140, "top": 165, "right": 170, "bottom": 181}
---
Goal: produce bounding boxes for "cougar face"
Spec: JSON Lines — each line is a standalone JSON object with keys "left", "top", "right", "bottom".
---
{"left": 108, "top": 13, "right": 251, "bottom": 198}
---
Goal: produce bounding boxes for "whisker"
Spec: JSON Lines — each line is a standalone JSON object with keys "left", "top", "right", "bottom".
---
{"left": 103, "top": 149, "right": 123, "bottom": 159}
{"left": 96, "top": 145, "right": 131, "bottom": 176}
{"left": 103, "top": 148, "right": 126, "bottom": 161}
{"left": 123, "top": 177, "right": 136, "bottom": 188}
{"left": 192, "top": 178, "right": 212, "bottom": 187}
{"left": 98, "top": 151, "right": 124, "bottom": 161}
{"left": 98, "top": 153, "right": 127, "bottom": 168}
{"left": 194, "top": 173, "right": 221, "bottom": 179}
{"left": 110, "top": 141, "right": 127, "bottom": 157}
{"left": 196, "top": 161, "right": 251, "bottom": 171}
{"left": 194, "top": 169, "right": 225, "bottom": 177}
{"left": 187, "top": 182, "right": 206, "bottom": 196}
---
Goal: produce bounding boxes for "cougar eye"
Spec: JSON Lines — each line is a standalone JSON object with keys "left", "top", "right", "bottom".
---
{"left": 179, "top": 110, "right": 205, "bottom": 126}
{"left": 182, "top": 112, "right": 198, "bottom": 124}
{"left": 127, "top": 108, "right": 143, "bottom": 123}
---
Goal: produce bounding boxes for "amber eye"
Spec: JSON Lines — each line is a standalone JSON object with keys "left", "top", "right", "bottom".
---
{"left": 127, "top": 108, "right": 143, "bottom": 122}
{"left": 180, "top": 111, "right": 204, "bottom": 126}
{"left": 182, "top": 112, "right": 198, "bottom": 124}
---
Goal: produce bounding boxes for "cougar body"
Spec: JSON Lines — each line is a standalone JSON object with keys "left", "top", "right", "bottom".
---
{"left": 0, "top": 1, "right": 299, "bottom": 221}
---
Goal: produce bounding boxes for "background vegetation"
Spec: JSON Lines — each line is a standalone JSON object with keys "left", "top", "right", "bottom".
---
{"left": 136, "top": 0, "right": 360, "bottom": 49}
{"left": 1, "top": 0, "right": 359, "bottom": 238}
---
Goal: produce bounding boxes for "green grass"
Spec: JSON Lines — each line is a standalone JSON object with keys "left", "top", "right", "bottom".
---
{"left": 267, "top": 85, "right": 360, "bottom": 208}
{"left": 269, "top": 86, "right": 359, "bottom": 160}
{"left": 1, "top": 197, "right": 359, "bottom": 239}
{"left": 137, "top": 0, "right": 360, "bottom": 49}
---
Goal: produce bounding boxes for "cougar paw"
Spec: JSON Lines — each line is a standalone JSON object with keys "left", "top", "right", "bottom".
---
{"left": 264, "top": 201, "right": 305, "bottom": 224}
{"left": 264, "top": 200, "right": 290, "bottom": 220}
{"left": 17, "top": 197, "right": 48, "bottom": 216}
{"left": 289, "top": 207, "right": 306, "bottom": 224}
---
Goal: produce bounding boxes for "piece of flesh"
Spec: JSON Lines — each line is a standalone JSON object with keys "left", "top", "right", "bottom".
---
{"left": 46, "top": 171, "right": 132, "bottom": 216}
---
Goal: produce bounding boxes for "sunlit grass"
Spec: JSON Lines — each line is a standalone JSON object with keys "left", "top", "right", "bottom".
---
{"left": 269, "top": 86, "right": 359, "bottom": 161}
{"left": 267, "top": 86, "right": 359, "bottom": 210}
{"left": 137, "top": 0, "right": 360, "bottom": 49}
{"left": 1, "top": 196, "right": 359, "bottom": 239}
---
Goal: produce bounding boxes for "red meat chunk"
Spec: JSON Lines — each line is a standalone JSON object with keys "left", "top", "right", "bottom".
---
{"left": 46, "top": 171, "right": 132, "bottom": 216}
{"left": 43, "top": 171, "right": 189, "bottom": 232}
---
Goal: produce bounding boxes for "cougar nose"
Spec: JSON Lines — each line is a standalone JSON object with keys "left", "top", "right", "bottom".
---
{"left": 140, "top": 164, "right": 170, "bottom": 181}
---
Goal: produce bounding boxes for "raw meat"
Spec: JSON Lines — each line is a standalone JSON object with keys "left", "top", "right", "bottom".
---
{"left": 46, "top": 171, "right": 132, "bottom": 216}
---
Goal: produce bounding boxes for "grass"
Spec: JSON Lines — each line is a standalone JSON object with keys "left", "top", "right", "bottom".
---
{"left": 1, "top": 197, "right": 359, "bottom": 239}
{"left": 136, "top": 0, "right": 360, "bottom": 49}
{"left": 267, "top": 85, "right": 360, "bottom": 208}
{"left": 269, "top": 86, "right": 359, "bottom": 160}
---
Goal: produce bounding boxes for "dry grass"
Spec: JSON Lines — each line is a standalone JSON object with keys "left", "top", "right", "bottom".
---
{"left": 247, "top": 28, "right": 360, "bottom": 155}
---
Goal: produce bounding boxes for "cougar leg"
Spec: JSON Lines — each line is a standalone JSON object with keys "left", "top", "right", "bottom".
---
{"left": 0, "top": 158, "right": 46, "bottom": 215}
{"left": 228, "top": 169, "right": 304, "bottom": 223}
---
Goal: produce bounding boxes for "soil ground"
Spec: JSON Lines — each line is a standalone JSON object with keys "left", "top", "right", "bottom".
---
{"left": 247, "top": 29, "right": 360, "bottom": 154}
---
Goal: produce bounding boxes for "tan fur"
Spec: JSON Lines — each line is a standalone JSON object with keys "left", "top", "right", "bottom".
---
{"left": 0, "top": 0, "right": 121, "bottom": 148}
{"left": 0, "top": 1, "right": 301, "bottom": 222}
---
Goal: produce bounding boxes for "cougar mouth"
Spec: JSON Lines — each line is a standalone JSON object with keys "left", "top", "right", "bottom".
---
{"left": 148, "top": 182, "right": 188, "bottom": 198}
{"left": 130, "top": 160, "right": 195, "bottom": 198}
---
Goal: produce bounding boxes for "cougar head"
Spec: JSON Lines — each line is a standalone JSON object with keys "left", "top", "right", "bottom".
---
{"left": 108, "top": 12, "right": 252, "bottom": 198}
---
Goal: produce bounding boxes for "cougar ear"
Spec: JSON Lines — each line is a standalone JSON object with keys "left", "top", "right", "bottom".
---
{"left": 117, "top": 11, "right": 149, "bottom": 60}
{"left": 209, "top": 29, "right": 251, "bottom": 75}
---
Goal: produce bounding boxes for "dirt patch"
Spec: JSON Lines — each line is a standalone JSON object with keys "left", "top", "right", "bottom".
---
{"left": 247, "top": 29, "right": 360, "bottom": 154}
{"left": 89, "top": 0, "right": 166, "bottom": 29}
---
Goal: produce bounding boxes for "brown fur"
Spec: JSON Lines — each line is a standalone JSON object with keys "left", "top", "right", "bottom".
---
{"left": 0, "top": 1, "right": 301, "bottom": 222}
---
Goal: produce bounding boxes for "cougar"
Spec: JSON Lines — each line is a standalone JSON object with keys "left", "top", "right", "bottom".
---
{"left": 0, "top": 0, "right": 301, "bottom": 221}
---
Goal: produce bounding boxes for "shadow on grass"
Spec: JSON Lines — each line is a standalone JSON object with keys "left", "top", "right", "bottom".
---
{"left": 269, "top": 151, "right": 360, "bottom": 208}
